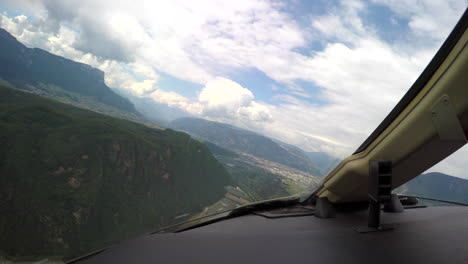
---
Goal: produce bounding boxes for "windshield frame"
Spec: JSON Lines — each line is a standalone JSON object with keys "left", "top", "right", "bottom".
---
{"left": 353, "top": 8, "right": 468, "bottom": 155}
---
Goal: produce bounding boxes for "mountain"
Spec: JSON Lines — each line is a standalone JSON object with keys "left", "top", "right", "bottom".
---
{"left": 169, "top": 117, "right": 322, "bottom": 176}
{"left": 272, "top": 140, "right": 340, "bottom": 175}
{"left": 0, "top": 28, "right": 141, "bottom": 121}
{"left": 0, "top": 84, "right": 232, "bottom": 260}
{"left": 398, "top": 172, "right": 468, "bottom": 204}
{"left": 305, "top": 151, "right": 340, "bottom": 175}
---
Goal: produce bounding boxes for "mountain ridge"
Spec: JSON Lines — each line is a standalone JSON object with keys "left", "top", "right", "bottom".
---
{"left": 398, "top": 172, "right": 468, "bottom": 204}
{"left": 169, "top": 117, "right": 324, "bottom": 176}
{"left": 0, "top": 28, "right": 140, "bottom": 120}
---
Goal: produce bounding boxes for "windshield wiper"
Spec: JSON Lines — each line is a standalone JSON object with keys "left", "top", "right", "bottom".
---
{"left": 399, "top": 194, "right": 468, "bottom": 206}
{"left": 173, "top": 195, "right": 301, "bottom": 232}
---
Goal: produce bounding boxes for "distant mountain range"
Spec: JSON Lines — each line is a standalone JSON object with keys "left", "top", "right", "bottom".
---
{"left": 0, "top": 84, "right": 232, "bottom": 259}
{"left": 0, "top": 28, "right": 141, "bottom": 121}
{"left": 398, "top": 172, "right": 468, "bottom": 204}
{"left": 169, "top": 117, "right": 326, "bottom": 176}
{"left": 272, "top": 140, "right": 340, "bottom": 175}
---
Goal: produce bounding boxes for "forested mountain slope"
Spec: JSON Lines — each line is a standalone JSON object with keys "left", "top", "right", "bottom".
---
{"left": 0, "top": 85, "right": 231, "bottom": 260}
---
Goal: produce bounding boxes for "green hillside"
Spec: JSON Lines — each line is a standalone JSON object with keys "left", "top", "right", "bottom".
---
{"left": 0, "top": 84, "right": 232, "bottom": 261}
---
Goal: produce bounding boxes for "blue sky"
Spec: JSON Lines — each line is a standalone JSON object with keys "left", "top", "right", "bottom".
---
{"left": 0, "top": 0, "right": 467, "bottom": 177}
{"left": 125, "top": 0, "right": 414, "bottom": 106}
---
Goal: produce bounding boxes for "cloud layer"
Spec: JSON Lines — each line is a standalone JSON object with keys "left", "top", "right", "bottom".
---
{"left": 1, "top": 0, "right": 467, "bottom": 177}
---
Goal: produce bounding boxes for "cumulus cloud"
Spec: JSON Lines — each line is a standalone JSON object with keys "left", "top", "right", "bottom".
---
{"left": 140, "top": 77, "right": 271, "bottom": 124}
{"left": 199, "top": 78, "right": 254, "bottom": 112}
{"left": 198, "top": 78, "right": 271, "bottom": 122}
{"left": 129, "top": 80, "right": 157, "bottom": 96}
{"left": 149, "top": 89, "right": 197, "bottom": 112}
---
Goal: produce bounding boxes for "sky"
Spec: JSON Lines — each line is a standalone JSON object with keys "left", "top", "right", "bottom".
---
{"left": 0, "top": 0, "right": 467, "bottom": 178}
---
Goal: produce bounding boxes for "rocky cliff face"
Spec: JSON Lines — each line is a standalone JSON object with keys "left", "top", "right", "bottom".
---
{"left": 0, "top": 28, "right": 138, "bottom": 115}
{"left": 0, "top": 85, "right": 232, "bottom": 260}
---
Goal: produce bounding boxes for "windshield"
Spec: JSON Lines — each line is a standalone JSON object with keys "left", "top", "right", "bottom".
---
{"left": 0, "top": 0, "right": 467, "bottom": 262}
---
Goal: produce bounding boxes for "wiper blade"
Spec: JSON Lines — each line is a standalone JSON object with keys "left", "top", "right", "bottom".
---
{"left": 66, "top": 248, "right": 108, "bottom": 264}
{"left": 399, "top": 194, "right": 468, "bottom": 206}
{"left": 174, "top": 195, "right": 301, "bottom": 232}
{"left": 228, "top": 195, "right": 301, "bottom": 217}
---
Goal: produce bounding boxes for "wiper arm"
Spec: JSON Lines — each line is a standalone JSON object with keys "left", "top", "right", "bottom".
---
{"left": 399, "top": 194, "right": 468, "bottom": 206}
{"left": 174, "top": 195, "right": 301, "bottom": 232}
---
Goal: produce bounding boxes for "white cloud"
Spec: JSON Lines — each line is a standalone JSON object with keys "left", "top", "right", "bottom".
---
{"left": 129, "top": 80, "right": 157, "bottom": 96}
{"left": 312, "top": 0, "right": 368, "bottom": 44}
{"left": 141, "top": 77, "right": 272, "bottom": 124}
{"left": 198, "top": 78, "right": 254, "bottom": 117}
{"left": 1, "top": 0, "right": 307, "bottom": 84}
{"left": 197, "top": 78, "right": 271, "bottom": 122}
{"left": 372, "top": 0, "right": 467, "bottom": 40}
{"left": 237, "top": 101, "right": 272, "bottom": 123}
{"left": 149, "top": 89, "right": 197, "bottom": 112}
{"left": 199, "top": 78, "right": 254, "bottom": 110}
